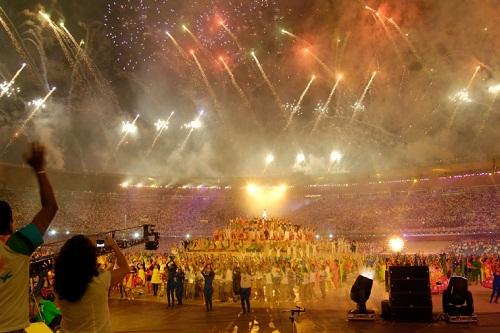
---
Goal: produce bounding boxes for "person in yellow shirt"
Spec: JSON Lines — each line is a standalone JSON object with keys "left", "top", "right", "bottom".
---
{"left": 0, "top": 142, "right": 59, "bottom": 333}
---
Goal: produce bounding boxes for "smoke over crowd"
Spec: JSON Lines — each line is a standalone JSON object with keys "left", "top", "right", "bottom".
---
{"left": 0, "top": 0, "right": 499, "bottom": 182}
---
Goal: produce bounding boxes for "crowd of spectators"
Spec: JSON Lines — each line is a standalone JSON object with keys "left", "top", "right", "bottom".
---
{"left": 445, "top": 238, "right": 500, "bottom": 256}
{"left": 286, "top": 187, "right": 499, "bottom": 234}
{"left": 1, "top": 184, "right": 498, "bottom": 239}
{"left": 0, "top": 187, "right": 240, "bottom": 238}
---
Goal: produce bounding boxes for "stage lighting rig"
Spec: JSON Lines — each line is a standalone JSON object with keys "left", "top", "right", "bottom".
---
{"left": 348, "top": 273, "right": 375, "bottom": 321}
{"left": 442, "top": 276, "right": 477, "bottom": 323}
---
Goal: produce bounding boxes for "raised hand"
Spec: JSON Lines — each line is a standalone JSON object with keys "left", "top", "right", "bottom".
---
{"left": 24, "top": 142, "right": 46, "bottom": 172}
{"left": 105, "top": 236, "right": 118, "bottom": 249}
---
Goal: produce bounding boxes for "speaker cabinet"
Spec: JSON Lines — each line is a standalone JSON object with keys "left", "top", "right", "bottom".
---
{"left": 384, "top": 266, "right": 433, "bottom": 321}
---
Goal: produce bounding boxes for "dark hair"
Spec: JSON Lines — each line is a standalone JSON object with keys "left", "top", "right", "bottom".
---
{"left": 54, "top": 235, "right": 98, "bottom": 302}
{"left": 0, "top": 200, "right": 13, "bottom": 235}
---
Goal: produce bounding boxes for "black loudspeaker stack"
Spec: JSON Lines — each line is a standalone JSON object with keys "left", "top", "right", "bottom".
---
{"left": 381, "top": 266, "right": 433, "bottom": 321}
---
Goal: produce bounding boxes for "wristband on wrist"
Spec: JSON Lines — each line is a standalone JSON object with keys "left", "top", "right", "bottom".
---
{"left": 36, "top": 170, "right": 46, "bottom": 174}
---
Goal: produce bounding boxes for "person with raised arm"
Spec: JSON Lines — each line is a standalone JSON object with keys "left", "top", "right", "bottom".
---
{"left": 201, "top": 263, "right": 215, "bottom": 311}
{"left": 0, "top": 142, "right": 58, "bottom": 333}
{"left": 54, "top": 236, "right": 129, "bottom": 333}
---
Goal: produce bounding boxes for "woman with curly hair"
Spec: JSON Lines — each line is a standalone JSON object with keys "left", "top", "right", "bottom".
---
{"left": 54, "top": 236, "right": 129, "bottom": 333}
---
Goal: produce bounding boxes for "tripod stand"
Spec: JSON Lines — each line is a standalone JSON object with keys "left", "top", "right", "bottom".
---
{"left": 287, "top": 306, "right": 305, "bottom": 333}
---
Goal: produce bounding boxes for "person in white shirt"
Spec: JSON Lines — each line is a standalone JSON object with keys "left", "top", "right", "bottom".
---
{"left": 0, "top": 142, "right": 58, "bottom": 333}
{"left": 186, "top": 267, "right": 195, "bottom": 299}
{"left": 54, "top": 236, "right": 129, "bottom": 333}
{"left": 224, "top": 266, "right": 233, "bottom": 302}
{"left": 240, "top": 268, "right": 253, "bottom": 314}
{"left": 254, "top": 270, "right": 264, "bottom": 301}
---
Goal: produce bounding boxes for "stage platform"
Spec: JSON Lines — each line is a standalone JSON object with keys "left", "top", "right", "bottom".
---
{"left": 109, "top": 283, "right": 500, "bottom": 333}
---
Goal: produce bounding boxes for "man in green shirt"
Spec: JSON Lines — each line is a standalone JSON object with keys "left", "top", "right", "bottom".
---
{"left": 0, "top": 142, "right": 58, "bottom": 333}
{"left": 34, "top": 295, "right": 62, "bottom": 330}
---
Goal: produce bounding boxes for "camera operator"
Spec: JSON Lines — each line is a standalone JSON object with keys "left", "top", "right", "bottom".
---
{"left": 54, "top": 236, "right": 129, "bottom": 333}
{"left": 0, "top": 142, "right": 58, "bottom": 333}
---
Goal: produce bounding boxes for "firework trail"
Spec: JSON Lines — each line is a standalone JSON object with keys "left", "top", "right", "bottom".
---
{"left": 59, "top": 23, "right": 79, "bottom": 49}
{"left": 182, "top": 25, "right": 213, "bottom": 60}
{"left": 180, "top": 110, "right": 204, "bottom": 151}
{"left": 147, "top": 112, "right": 175, "bottom": 156}
{"left": 115, "top": 114, "right": 140, "bottom": 153}
{"left": 285, "top": 75, "right": 316, "bottom": 130}
{"left": 219, "top": 21, "right": 244, "bottom": 51}
{"left": 365, "top": 6, "right": 403, "bottom": 64}
{"left": 480, "top": 84, "right": 500, "bottom": 132}
{"left": 304, "top": 48, "right": 335, "bottom": 78}
{"left": 191, "top": 51, "right": 221, "bottom": 117}
{"left": 251, "top": 51, "right": 283, "bottom": 112}
{"left": 0, "top": 16, "right": 27, "bottom": 63}
{"left": 59, "top": 22, "right": 106, "bottom": 89}
{"left": 23, "top": 30, "right": 50, "bottom": 90}
{"left": 2, "top": 87, "right": 56, "bottom": 155}
{"left": 466, "top": 65, "right": 481, "bottom": 89}
{"left": 39, "top": 12, "right": 75, "bottom": 69}
{"left": 448, "top": 66, "right": 481, "bottom": 128}
{"left": 220, "top": 57, "right": 250, "bottom": 108}
{"left": 387, "top": 18, "right": 421, "bottom": 61}
{"left": 350, "top": 71, "right": 377, "bottom": 124}
{"left": 166, "top": 31, "right": 189, "bottom": 60}
{"left": 0, "top": 63, "right": 26, "bottom": 98}
{"left": 311, "top": 74, "right": 343, "bottom": 134}
{"left": 281, "top": 29, "right": 313, "bottom": 47}
{"left": 0, "top": 7, "right": 46, "bottom": 87}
